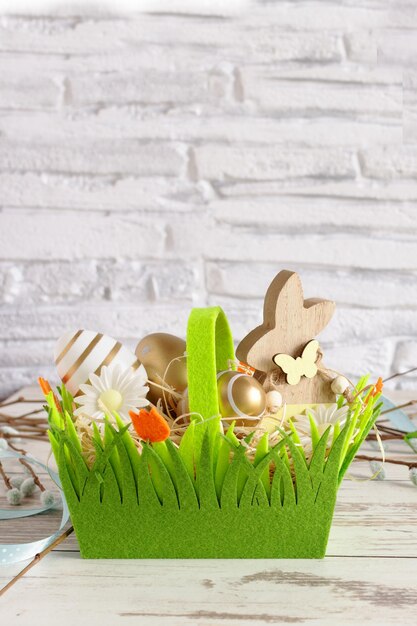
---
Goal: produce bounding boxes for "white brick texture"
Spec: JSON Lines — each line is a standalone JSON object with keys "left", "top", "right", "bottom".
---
{"left": 1, "top": 3, "right": 417, "bottom": 398}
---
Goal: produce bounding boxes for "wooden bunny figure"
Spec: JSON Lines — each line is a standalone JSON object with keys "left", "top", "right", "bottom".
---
{"left": 236, "top": 270, "right": 336, "bottom": 405}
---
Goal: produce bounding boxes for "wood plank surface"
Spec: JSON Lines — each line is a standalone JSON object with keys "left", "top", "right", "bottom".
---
{"left": 1, "top": 386, "right": 417, "bottom": 625}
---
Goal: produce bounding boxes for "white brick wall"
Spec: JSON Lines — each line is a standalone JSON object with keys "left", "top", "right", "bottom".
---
{"left": 1, "top": 2, "right": 417, "bottom": 399}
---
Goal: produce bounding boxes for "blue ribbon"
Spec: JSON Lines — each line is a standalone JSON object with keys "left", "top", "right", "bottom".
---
{"left": 0, "top": 449, "right": 70, "bottom": 565}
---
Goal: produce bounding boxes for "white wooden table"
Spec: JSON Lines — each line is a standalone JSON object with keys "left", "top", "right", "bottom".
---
{"left": 1, "top": 387, "right": 417, "bottom": 625}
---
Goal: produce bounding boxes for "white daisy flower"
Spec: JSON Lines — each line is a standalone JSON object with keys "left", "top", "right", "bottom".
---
{"left": 74, "top": 363, "right": 149, "bottom": 422}
{"left": 291, "top": 404, "right": 350, "bottom": 459}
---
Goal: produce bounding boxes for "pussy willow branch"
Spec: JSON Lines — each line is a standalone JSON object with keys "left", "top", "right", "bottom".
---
{"left": 355, "top": 454, "right": 417, "bottom": 469}
{"left": 7, "top": 440, "right": 46, "bottom": 492}
{"left": 0, "top": 460, "right": 12, "bottom": 490}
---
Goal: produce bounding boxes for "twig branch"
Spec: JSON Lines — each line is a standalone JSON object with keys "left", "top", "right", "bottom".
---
{"left": 0, "top": 526, "right": 74, "bottom": 598}
{"left": 1, "top": 433, "right": 48, "bottom": 442}
{"left": 7, "top": 440, "right": 46, "bottom": 491}
{"left": 380, "top": 400, "right": 417, "bottom": 417}
{"left": 383, "top": 366, "right": 417, "bottom": 383}
{"left": 0, "top": 460, "right": 12, "bottom": 489}
{"left": 355, "top": 454, "right": 417, "bottom": 469}
{"left": 0, "top": 398, "right": 44, "bottom": 408}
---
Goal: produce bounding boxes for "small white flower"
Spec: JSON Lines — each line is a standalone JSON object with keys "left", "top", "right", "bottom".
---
{"left": 291, "top": 404, "right": 350, "bottom": 458}
{"left": 74, "top": 363, "right": 149, "bottom": 422}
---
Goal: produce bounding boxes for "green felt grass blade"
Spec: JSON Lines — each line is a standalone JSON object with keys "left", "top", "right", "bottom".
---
{"left": 316, "top": 421, "right": 351, "bottom": 505}
{"left": 165, "top": 439, "right": 199, "bottom": 510}
{"left": 288, "top": 421, "right": 304, "bottom": 451}
{"left": 269, "top": 460, "right": 282, "bottom": 509}
{"left": 57, "top": 384, "right": 74, "bottom": 415}
{"left": 104, "top": 422, "right": 123, "bottom": 499}
{"left": 197, "top": 429, "right": 219, "bottom": 510}
{"left": 339, "top": 402, "right": 362, "bottom": 468}
{"left": 47, "top": 429, "right": 60, "bottom": 462}
{"left": 308, "top": 413, "right": 320, "bottom": 451}
{"left": 92, "top": 422, "right": 103, "bottom": 449}
{"left": 57, "top": 440, "right": 80, "bottom": 505}
{"left": 82, "top": 470, "right": 102, "bottom": 505}
{"left": 114, "top": 413, "right": 141, "bottom": 493}
{"left": 239, "top": 456, "right": 268, "bottom": 509}
{"left": 221, "top": 424, "right": 248, "bottom": 498}
{"left": 252, "top": 482, "right": 270, "bottom": 508}
{"left": 338, "top": 400, "right": 381, "bottom": 483}
{"left": 144, "top": 446, "right": 165, "bottom": 505}
{"left": 270, "top": 449, "right": 296, "bottom": 508}
{"left": 215, "top": 434, "right": 232, "bottom": 499}
{"left": 239, "top": 443, "right": 285, "bottom": 510}
{"left": 308, "top": 426, "right": 331, "bottom": 493}
{"left": 63, "top": 410, "right": 83, "bottom": 457}
{"left": 87, "top": 434, "right": 125, "bottom": 504}
{"left": 90, "top": 423, "right": 129, "bottom": 475}
{"left": 215, "top": 422, "right": 237, "bottom": 499}
{"left": 53, "top": 432, "right": 89, "bottom": 500}
{"left": 220, "top": 445, "right": 248, "bottom": 510}
{"left": 62, "top": 434, "right": 89, "bottom": 491}
{"left": 178, "top": 420, "right": 196, "bottom": 482}
{"left": 254, "top": 432, "right": 271, "bottom": 498}
{"left": 45, "top": 392, "right": 64, "bottom": 429}
{"left": 152, "top": 441, "right": 176, "bottom": 489}
{"left": 137, "top": 445, "right": 163, "bottom": 509}
{"left": 101, "top": 459, "right": 122, "bottom": 504}
{"left": 355, "top": 374, "right": 370, "bottom": 393}
{"left": 145, "top": 445, "right": 179, "bottom": 511}
{"left": 331, "top": 420, "right": 341, "bottom": 445}
{"left": 285, "top": 437, "right": 314, "bottom": 505}
{"left": 107, "top": 422, "right": 138, "bottom": 506}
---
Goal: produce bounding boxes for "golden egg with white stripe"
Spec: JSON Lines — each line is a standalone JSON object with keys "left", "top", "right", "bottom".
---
{"left": 217, "top": 370, "right": 266, "bottom": 427}
{"left": 54, "top": 329, "right": 139, "bottom": 396}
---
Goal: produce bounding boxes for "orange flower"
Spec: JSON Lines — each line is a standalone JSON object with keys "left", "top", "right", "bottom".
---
{"left": 364, "top": 376, "right": 384, "bottom": 404}
{"left": 374, "top": 377, "right": 384, "bottom": 395}
{"left": 38, "top": 377, "right": 62, "bottom": 413}
{"left": 129, "top": 407, "right": 170, "bottom": 443}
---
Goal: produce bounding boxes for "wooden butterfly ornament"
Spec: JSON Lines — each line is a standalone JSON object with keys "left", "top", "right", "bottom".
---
{"left": 273, "top": 339, "right": 319, "bottom": 386}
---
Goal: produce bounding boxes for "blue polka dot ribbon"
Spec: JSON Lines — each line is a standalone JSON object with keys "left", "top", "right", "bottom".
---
{"left": 0, "top": 449, "right": 70, "bottom": 565}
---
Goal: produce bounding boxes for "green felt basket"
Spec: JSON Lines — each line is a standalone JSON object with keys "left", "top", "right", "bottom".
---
{"left": 48, "top": 307, "right": 379, "bottom": 559}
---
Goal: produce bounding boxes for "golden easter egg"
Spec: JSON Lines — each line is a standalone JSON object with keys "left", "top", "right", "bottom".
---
{"left": 54, "top": 329, "right": 140, "bottom": 397}
{"left": 135, "top": 333, "right": 187, "bottom": 407}
{"left": 217, "top": 370, "right": 266, "bottom": 426}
